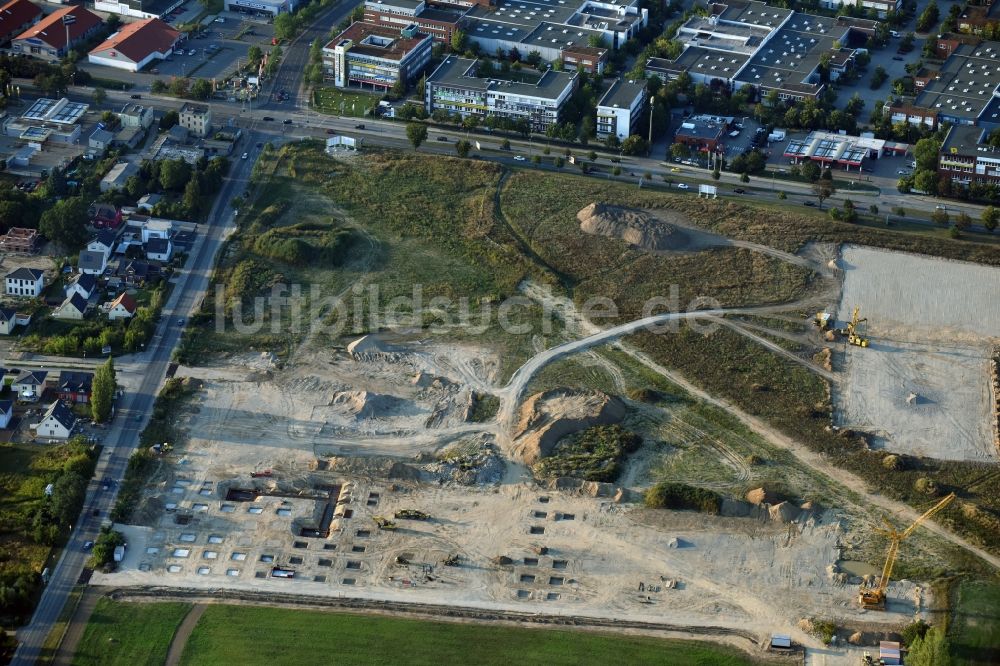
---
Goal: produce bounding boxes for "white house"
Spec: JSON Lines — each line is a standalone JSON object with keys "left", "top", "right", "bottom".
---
{"left": 107, "top": 292, "right": 137, "bottom": 321}
{"left": 34, "top": 401, "right": 76, "bottom": 439}
{"left": 78, "top": 250, "right": 108, "bottom": 276}
{"left": 596, "top": 79, "right": 648, "bottom": 141}
{"left": 53, "top": 293, "right": 88, "bottom": 320}
{"left": 65, "top": 273, "right": 97, "bottom": 301}
{"left": 0, "top": 308, "right": 30, "bottom": 335}
{"left": 11, "top": 370, "right": 47, "bottom": 402}
{"left": 145, "top": 237, "right": 173, "bottom": 262}
{"left": 140, "top": 219, "right": 171, "bottom": 244}
{"left": 88, "top": 229, "right": 117, "bottom": 259}
{"left": 0, "top": 400, "right": 12, "bottom": 429}
{"left": 5, "top": 267, "right": 45, "bottom": 298}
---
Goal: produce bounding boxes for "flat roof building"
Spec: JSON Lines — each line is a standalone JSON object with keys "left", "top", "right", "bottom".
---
{"left": 223, "top": 0, "right": 298, "bottom": 17}
{"left": 425, "top": 56, "right": 577, "bottom": 132}
{"left": 179, "top": 102, "right": 212, "bottom": 138}
{"left": 913, "top": 42, "right": 1000, "bottom": 127}
{"left": 938, "top": 124, "right": 1000, "bottom": 187}
{"left": 596, "top": 78, "right": 646, "bottom": 140}
{"left": 362, "top": 0, "right": 467, "bottom": 45}
{"left": 323, "top": 22, "right": 433, "bottom": 90}
{"left": 784, "top": 130, "right": 908, "bottom": 168}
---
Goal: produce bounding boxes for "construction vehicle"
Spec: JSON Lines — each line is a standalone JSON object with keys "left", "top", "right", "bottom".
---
{"left": 813, "top": 312, "right": 832, "bottom": 330}
{"left": 443, "top": 553, "right": 460, "bottom": 566}
{"left": 838, "top": 306, "right": 869, "bottom": 348}
{"left": 373, "top": 516, "right": 397, "bottom": 530}
{"left": 250, "top": 469, "right": 273, "bottom": 478}
{"left": 858, "top": 492, "right": 955, "bottom": 610}
{"left": 395, "top": 509, "right": 429, "bottom": 520}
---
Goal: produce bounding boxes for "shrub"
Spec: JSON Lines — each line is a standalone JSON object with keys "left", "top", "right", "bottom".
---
{"left": 644, "top": 482, "right": 722, "bottom": 514}
{"left": 533, "top": 425, "right": 642, "bottom": 482}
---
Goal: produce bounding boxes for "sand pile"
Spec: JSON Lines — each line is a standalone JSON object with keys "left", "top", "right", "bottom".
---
{"left": 768, "top": 501, "right": 800, "bottom": 523}
{"left": 745, "top": 487, "right": 776, "bottom": 505}
{"left": 512, "top": 389, "right": 626, "bottom": 465}
{"left": 577, "top": 203, "right": 688, "bottom": 251}
{"left": 331, "top": 390, "right": 405, "bottom": 419}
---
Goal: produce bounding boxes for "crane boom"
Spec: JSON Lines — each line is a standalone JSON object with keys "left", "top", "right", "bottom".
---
{"left": 859, "top": 492, "right": 956, "bottom": 610}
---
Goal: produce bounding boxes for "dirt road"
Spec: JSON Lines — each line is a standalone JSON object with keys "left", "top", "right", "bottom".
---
{"left": 164, "top": 603, "right": 206, "bottom": 666}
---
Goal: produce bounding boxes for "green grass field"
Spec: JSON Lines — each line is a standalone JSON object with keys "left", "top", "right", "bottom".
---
{"left": 950, "top": 579, "right": 1000, "bottom": 666}
{"left": 177, "top": 605, "right": 758, "bottom": 665}
{"left": 312, "top": 87, "right": 380, "bottom": 117}
{"left": 73, "top": 599, "right": 191, "bottom": 666}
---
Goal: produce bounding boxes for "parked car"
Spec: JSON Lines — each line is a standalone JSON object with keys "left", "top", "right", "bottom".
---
{"left": 262, "top": 116, "right": 274, "bottom": 121}
{"left": 892, "top": 56, "right": 904, "bottom": 61}
{"left": 734, "top": 188, "right": 745, "bottom": 194}
{"left": 437, "top": 136, "right": 449, "bottom": 142}
{"left": 513, "top": 155, "right": 526, "bottom": 161}
{"left": 130, "top": 94, "right": 141, "bottom": 99}
{"left": 804, "top": 201, "right": 816, "bottom": 206}
{"left": 283, "top": 119, "right": 292, "bottom": 125}
{"left": 83, "top": 541, "right": 93, "bottom": 551}
{"left": 241, "top": 152, "right": 248, "bottom": 159}
{"left": 676, "top": 183, "right": 690, "bottom": 189}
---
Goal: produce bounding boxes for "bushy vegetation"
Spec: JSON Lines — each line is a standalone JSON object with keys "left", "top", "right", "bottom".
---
{"left": 251, "top": 222, "right": 356, "bottom": 266}
{"left": 90, "top": 527, "right": 126, "bottom": 570}
{"left": 0, "top": 438, "right": 97, "bottom": 625}
{"left": 644, "top": 481, "right": 723, "bottom": 514}
{"left": 534, "top": 425, "right": 642, "bottom": 482}
{"left": 468, "top": 392, "right": 501, "bottom": 423}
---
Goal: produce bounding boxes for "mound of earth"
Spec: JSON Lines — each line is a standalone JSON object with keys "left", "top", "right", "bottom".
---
{"left": 512, "top": 388, "right": 626, "bottom": 465}
{"left": 347, "top": 334, "right": 389, "bottom": 356}
{"left": 746, "top": 487, "right": 778, "bottom": 505}
{"left": 331, "top": 390, "right": 406, "bottom": 419}
{"left": 577, "top": 203, "right": 688, "bottom": 251}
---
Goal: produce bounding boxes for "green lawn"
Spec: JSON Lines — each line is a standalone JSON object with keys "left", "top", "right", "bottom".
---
{"left": 950, "top": 579, "right": 1000, "bottom": 666}
{"left": 312, "top": 87, "right": 381, "bottom": 117}
{"left": 73, "top": 599, "right": 191, "bottom": 666}
{"left": 179, "top": 605, "right": 758, "bottom": 665}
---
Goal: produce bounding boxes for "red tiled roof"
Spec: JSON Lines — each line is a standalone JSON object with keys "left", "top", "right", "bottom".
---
{"left": 89, "top": 18, "right": 179, "bottom": 63}
{"left": 0, "top": 0, "right": 42, "bottom": 38}
{"left": 14, "top": 5, "right": 101, "bottom": 50}
{"left": 110, "top": 292, "right": 137, "bottom": 313}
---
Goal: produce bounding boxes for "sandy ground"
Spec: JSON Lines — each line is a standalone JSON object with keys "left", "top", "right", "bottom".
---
{"left": 95, "top": 480, "right": 917, "bottom": 650}
{"left": 834, "top": 245, "right": 1000, "bottom": 461}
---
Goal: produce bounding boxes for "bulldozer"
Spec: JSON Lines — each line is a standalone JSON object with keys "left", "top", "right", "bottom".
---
{"left": 373, "top": 516, "right": 397, "bottom": 530}
{"left": 838, "top": 306, "right": 869, "bottom": 348}
{"left": 858, "top": 493, "right": 955, "bottom": 610}
{"left": 395, "top": 509, "right": 429, "bottom": 520}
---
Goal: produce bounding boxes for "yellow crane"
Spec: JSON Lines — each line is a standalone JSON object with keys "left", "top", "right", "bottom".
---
{"left": 844, "top": 306, "right": 869, "bottom": 348}
{"left": 859, "top": 492, "right": 956, "bottom": 610}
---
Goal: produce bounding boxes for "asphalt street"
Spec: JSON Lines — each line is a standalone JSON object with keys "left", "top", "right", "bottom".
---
{"left": 10, "top": 131, "right": 263, "bottom": 666}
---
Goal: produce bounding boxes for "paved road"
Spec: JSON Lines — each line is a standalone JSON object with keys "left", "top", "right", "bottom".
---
{"left": 10, "top": 130, "right": 262, "bottom": 666}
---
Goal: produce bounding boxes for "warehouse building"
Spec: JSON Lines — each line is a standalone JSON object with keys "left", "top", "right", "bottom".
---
{"left": 88, "top": 18, "right": 180, "bottom": 72}
{"left": 11, "top": 5, "right": 103, "bottom": 61}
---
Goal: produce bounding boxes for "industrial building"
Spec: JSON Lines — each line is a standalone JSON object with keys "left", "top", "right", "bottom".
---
{"left": 644, "top": 0, "right": 865, "bottom": 102}
{"left": 783, "top": 130, "right": 909, "bottom": 169}
{"left": 425, "top": 56, "right": 577, "bottom": 132}
{"left": 95, "top": 0, "right": 184, "bottom": 20}
{"left": 595, "top": 78, "right": 646, "bottom": 140}
{"left": 938, "top": 124, "right": 1000, "bottom": 187}
{"left": 87, "top": 18, "right": 181, "bottom": 72}
{"left": 0, "top": 0, "right": 42, "bottom": 46}
{"left": 817, "top": 0, "right": 899, "bottom": 19}
{"left": 11, "top": 5, "right": 103, "bottom": 61}
{"left": 323, "top": 23, "right": 432, "bottom": 91}
{"left": 912, "top": 41, "right": 1000, "bottom": 127}
{"left": 223, "top": 0, "right": 299, "bottom": 17}
{"left": 4, "top": 97, "right": 88, "bottom": 149}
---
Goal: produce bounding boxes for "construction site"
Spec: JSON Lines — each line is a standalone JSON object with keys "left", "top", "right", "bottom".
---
{"left": 91, "top": 150, "right": 1000, "bottom": 663}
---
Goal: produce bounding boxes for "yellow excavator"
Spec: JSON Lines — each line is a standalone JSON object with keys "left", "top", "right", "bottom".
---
{"left": 839, "top": 306, "right": 869, "bottom": 348}
{"left": 859, "top": 492, "right": 956, "bottom": 610}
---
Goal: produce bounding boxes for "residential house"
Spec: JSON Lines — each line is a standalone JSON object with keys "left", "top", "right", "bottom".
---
{"left": 178, "top": 103, "right": 212, "bottom": 139}
{"left": 0, "top": 399, "right": 12, "bottom": 429}
{"left": 53, "top": 293, "right": 88, "bottom": 320}
{"left": 140, "top": 219, "right": 171, "bottom": 244}
{"left": 78, "top": 250, "right": 108, "bottom": 276}
{"left": 107, "top": 292, "right": 137, "bottom": 320}
{"left": 89, "top": 203, "right": 122, "bottom": 229}
{"left": 146, "top": 237, "right": 173, "bottom": 262}
{"left": 116, "top": 103, "right": 154, "bottom": 130}
{"left": 100, "top": 161, "right": 138, "bottom": 193}
{"left": 5, "top": 267, "right": 45, "bottom": 297}
{"left": 34, "top": 400, "right": 76, "bottom": 439}
{"left": 88, "top": 228, "right": 117, "bottom": 258}
{"left": 11, "top": 5, "right": 103, "bottom": 62}
{"left": 65, "top": 273, "right": 97, "bottom": 300}
{"left": 88, "top": 128, "right": 114, "bottom": 153}
{"left": 57, "top": 370, "right": 93, "bottom": 403}
{"left": 115, "top": 260, "right": 150, "bottom": 286}
{"left": 12, "top": 369, "right": 47, "bottom": 401}
{"left": 136, "top": 193, "right": 161, "bottom": 212}
{"left": 0, "top": 307, "right": 30, "bottom": 334}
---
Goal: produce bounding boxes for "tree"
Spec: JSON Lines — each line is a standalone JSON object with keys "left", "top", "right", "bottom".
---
{"left": 247, "top": 45, "right": 263, "bottom": 65}
{"left": 455, "top": 139, "right": 472, "bottom": 158}
{"left": 906, "top": 626, "right": 951, "bottom": 666}
{"left": 670, "top": 142, "right": 690, "bottom": 160}
{"left": 801, "top": 161, "right": 821, "bottom": 182}
{"left": 273, "top": 13, "right": 298, "bottom": 40}
{"left": 982, "top": 205, "right": 999, "bottom": 232}
{"left": 812, "top": 179, "right": 836, "bottom": 209}
{"left": 406, "top": 122, "right": 427, "bottom": 150}
{"left": 712, "top": 166, "right": 720, "bottom": 180}
{"left": 183, "top": 176, "right": 202, "bottom": 216}
{"left": 955, "top": 211, "right": 972, "bottom": 230}
{"left": 190, "top": 78, "right": 212, "bottom": 100}
{"left": 309, "top": 38, "right": 322, "bottom": 64}
{"left": 159, "top": 159, "right": 191, "bottom": 191}
{"left": 416, "top": 74, "right": 426, "bottom": 97}
{"left": 159, "top": 109, "right": 178, "bottom": 130}
{"left": 450, "top": 29, "right": 466, "bottom": 53}
{"left": 91, "top": 357, "right": 116, "bottom": 423}
{"left": 913, "top": 169, "right": 938, "bottom": 195}
{"left": 871, "top": 66, "right": 888, "bottom": 89}
{"left": 151, "top": 79, "right": 167, "bottom": 94}
{"left": 621, "top": 134, "right": 648, "bottom": 156}
{"left": 91, "top": 87, "right": 106, "bottom": 106}
{"left": 916, "top": 1, "right": 939, "bottom": 32}
{"left": 931, "top": 207, "right": 949, "bottom": 226}
{"left": 40, "top": 197, "right": 89, "bottom": 249}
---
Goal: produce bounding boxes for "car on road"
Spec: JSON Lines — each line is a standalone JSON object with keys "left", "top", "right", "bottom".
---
{"left": 177, "top": 318, "right": 185, "bottom": 326}
{"left": 241, "top": 152, "right": 248, "bottom": 159}
{"left": 892, "top": 56, "right": 904, "bottom": 61}
{"left": 734, "top": 188, "right": 745, "bottom": 194}
{"left": 283, "top": 119, "right": 292, "bottom": 125}
{"left": 437, "top": 136, "right": 448, "bottom": 142}
{"left": 354, "top": 124, "right": 365, "bottom": 129}
{"left": 262, "top": 116, "right": 274, "bottom": 121}
{"left": 676, "top": 183, "right": 690, "bottom": 189}
{"left": 513, "top": 155, "right": 526, "bottom": 161}
{"left": 326, "top": 129, "right": 336, "bottom": 134}
{"left": 130, "top": 94, "right": 141, "bottom": 99}
{"left": 83, "top": 541, "right": 93, "bottom": 551}
{"left": 188, "top": 49, "right": 196, "bottom": 56}
{"left": 804, "top": 201, "right": 816, "bottom": 206}
{"left": 670, "top": 167, "right": 680, "bottom": 172}
{"left": 214, "top": 17, "right": 224, "bottom": 22}
{"left": 896, "top": 169, "right": 910, "bottom": 175}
